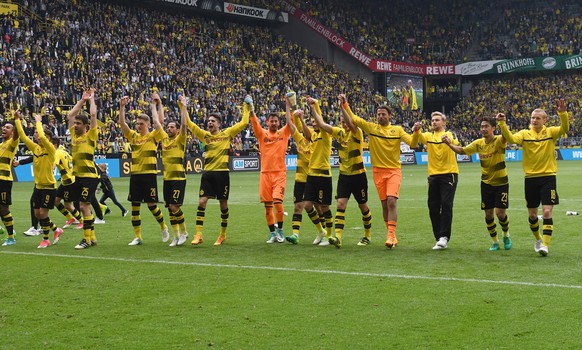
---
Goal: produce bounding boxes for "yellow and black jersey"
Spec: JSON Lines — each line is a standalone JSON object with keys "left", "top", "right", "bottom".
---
{"left": 499, "top": 111, "right": 569, "bottom": 177}
{"left": 70, "top": 126, "right": 99, "bottom": 178}
{"left": 308, "top": 127, "right": 343, "bottom": 178}
{"left": 347, "top": 106, "right": 419, "bottom": 169}
{"left": 124, "top": 128, "right": 163, "bottom": 175}
{"left": 187, "top": 108, "right": 249, "bottom": 172}
{"left": 0, "top": 135, "right": 19, "bottom": 181}
{"left": 291, "top": 128, "right": 312, "bottom": 183}
{"left": 55, "top": 145, "right": 75, "bottom": 185}
{"left": 17, "top": 120, "right": 56, "bottom": 188}
{"left": 463, "top": 136, "right": 507, "bottom": 186}
{"left": 334, "top": 127, "right": 365, "bottom": 175}
{"left": 418, "top": 130, "right": 459, "bottom": 176}
{"left": 292, "top": 114, "right": 314, "bottom": 182}
{"left": 160, "top": 130, "right": 186, "bottom": 181}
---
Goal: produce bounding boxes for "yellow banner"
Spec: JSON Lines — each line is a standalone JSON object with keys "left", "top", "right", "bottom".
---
{"left": 0, "top": 2, "right": 18, "bottom": 15}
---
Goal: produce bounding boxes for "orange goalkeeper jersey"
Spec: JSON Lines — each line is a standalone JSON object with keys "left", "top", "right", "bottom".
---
{"left": 251, "top": 117, "right": 291, "bottom": 173}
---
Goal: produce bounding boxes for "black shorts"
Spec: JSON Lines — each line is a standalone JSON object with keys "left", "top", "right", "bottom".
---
{"left": 71, "top": 177, "right": 100, "bottom": 203}
{"left": 480, "top": 182, "right": 509, "bottom": 210}
{"left": 336, "top": 173, "right": 368, "bottom": 204}
{"left": 32, "top": 187, "right": 56, "bottom": 209}
{"left": 303, "top": 175, "right": 332, "bottom": 205}
{"left": 56, "top": 183, "right": 74, "bottom": 202}
{"left": 164, "top": 179, "right": 186, "bottom": 206}
{"left": 0, "top": 179, "right": 12, "bottom": 205}
{"left": 525, "top": 175, "right": 559, "bottom": 208}
{"left": 199, "top": 171, "right": 230, "bottom": 200}
{"left": 128, "top": 174, "right": 159, "bottom": 203}
{"left": 293, "top": 181, "right": 306, "bottom": 204}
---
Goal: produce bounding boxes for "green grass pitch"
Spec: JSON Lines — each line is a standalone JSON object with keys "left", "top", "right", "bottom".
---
{"left": 1, "top": 162, "right": 581, "bottom": 349}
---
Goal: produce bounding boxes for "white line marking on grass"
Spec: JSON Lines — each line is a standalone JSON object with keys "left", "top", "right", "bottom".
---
{"left": 3, "top": 251, "right": 582, "bottom": 290}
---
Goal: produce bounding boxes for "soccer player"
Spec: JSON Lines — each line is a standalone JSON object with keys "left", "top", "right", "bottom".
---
{"left": 442, "top": 116, "right": 512, "bottom": 251}
{"left": 52, "top": 135, "right": 84, "bottom": 231}
{"left": 119, "top": 95, "right": 169, "bottom": 246}
{"left": 340, "top": 95, "right": 420, "bottom": 248}
{"left": 14, "top": 111, "right": 63, "bottom": 248}
{"left": 249, "top": 96, "right": 292, "bottom": 243}
{"left": 159, "top": 94, "right": 189, "bottom": 247}
{"left": 0, "top": 118, "right": 19, "bottom": 246}
{"left": 407, "top": 80, "right": 418, "bottom": 111}
{"left": 413, "top": 112, "right": 459, "bottom": 250}
{"left": 310, "top": 95, "right": 370, "bottom": 249}
{"left": 13, "top": 156, "right": 43, "bottom": 236}
{"left": 283, "top": 106, "right": 327, "bottom": 245}
{"left": 496, "top": 99, "right": 569, "bottom": 256}
{"left": 97, "top": 163, "right": 127, "bottom": 217}
{"left": 188, "top": 97, "right": 250, "bottom": 246}
{"left": 67, "top": 89, "right": 101, "bottom": 249}
{"left": 300, "top": 96, "right": 336, "bottom": 246}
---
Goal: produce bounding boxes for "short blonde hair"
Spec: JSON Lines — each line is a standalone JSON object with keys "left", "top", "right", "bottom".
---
{"left": 137, "top": 114, "right": 150, "bottom": 123}
{"left": 531, "top": 108, "right": 547, "bottom": 119}
{"left": 431, "top": 111, "right": 447, "bottom": 122}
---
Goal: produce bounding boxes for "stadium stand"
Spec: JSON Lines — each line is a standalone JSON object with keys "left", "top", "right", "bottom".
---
{"left": 0, "top": 0, "right": 580, "bottom": 154}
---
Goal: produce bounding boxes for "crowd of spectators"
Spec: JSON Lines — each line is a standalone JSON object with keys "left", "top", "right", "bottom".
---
{"left": 0, "top": 0, "right": 580, "bottom": 159}
{"left": 447, "top": 72, "right": 582, "bottom": 146}
{"left": 288, "top": 0, "right": 580, "bottom": 63}
{"left": 289, "top": 0, "right": 478, "bottom": 64}
{"left": 0, "top": 0, "right": 377, "bottom": 156}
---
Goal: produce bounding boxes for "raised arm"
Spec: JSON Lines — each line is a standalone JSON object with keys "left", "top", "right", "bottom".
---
{"left": 150, "top": 94, "right": 162, "bottom": 131}
{"left": 296, "top": 110, "right": 311, "bottom": 141}
{"left": 152, "top": 93, "right": 164, "bottom": 126}
{"left": 496, "top": 112, "right": 524, "bottom": 145}
{"left": 307, "top": 97, "right": 332, "bottom": 134}
{"left": 285, "top": 96, "right": 297, "bottom": 134}
{"left": 89, "top": 89, "right": 97, "bottom": 130}
{"left": 248, "top": 95, "right": 263, "bottom": 135}
{"left": 225, "top": 98, "right": 251, "bottom": 137}
{"left": 119, "top": 96, "right": 131, "bottom": 135}
{"left": 178, "top": 95, "right": 188, "bottom": 135}
{"left": 68, "top": 89, "right": 92, "bottom": 128}
{"left": 34, "top": 114, "right": 56, "bottom": 155}
{"left": 13, "top": 111, "right": 36, "bottom": 151}
{"left": 555, "top": 98, "right": 570, "bottom": 136}
{"left": 337, "top": 94, "right": 356, "bottom": 133}
{"left": 339, "top": 94, "right": 354, "bottom": 125}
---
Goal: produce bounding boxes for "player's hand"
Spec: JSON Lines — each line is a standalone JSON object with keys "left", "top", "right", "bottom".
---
{"left": 33, "top": 114, "right": 42, "bottom": 123}
{"left": 82, "top": 89, "right": 93, "bottom": 101}
{"left": 337, "top": 94, "right": 347, "bottom": 105}
{"left": 412, "top": 121, "right": 422, "bottom": 132}
{"left": 495, "top": 113, "right": 506, "bottom": 122}
{"left": 306, "top": 97, "right": 317, "bottom": 106}
{"left": 120, "top": 96, "right": 129, "bottom": 107}
{"left": 178, "top": 95, "right": 187, "bottom": 108}
{"left": 152, "top": 93, "right": 161, "bottom": 105}
{"left": 556, "top": 98, "right": 567, "bottom": 113}
{"left": 293, "top": 109, "right": 304, "bottom": 118}
{"left": 13, "top": 110, "right": 21, "bottom": 120}
{"left": 441, "top": 134, "right": 451, "bottom": 144}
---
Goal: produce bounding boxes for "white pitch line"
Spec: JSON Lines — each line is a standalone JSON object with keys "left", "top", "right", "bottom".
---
{"left": 2, "top": 251, "right": 582, "bottom": 290}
